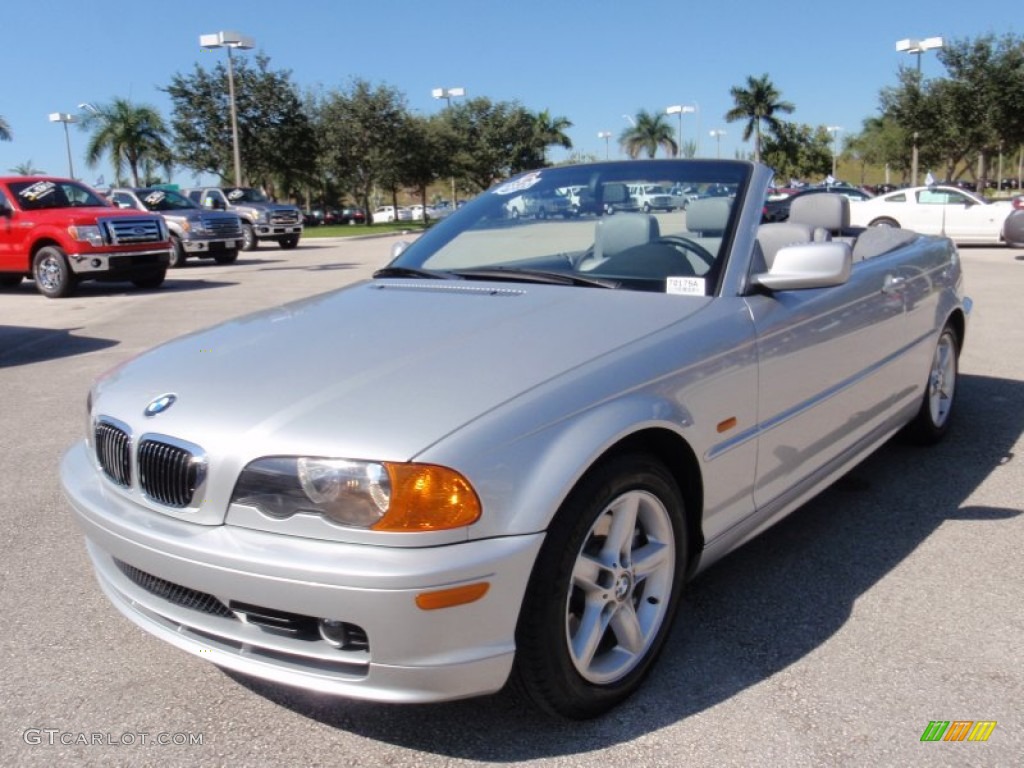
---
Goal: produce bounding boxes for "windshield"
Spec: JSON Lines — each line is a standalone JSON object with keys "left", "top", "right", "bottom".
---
{"left": 11, "top": 179, "right": 108, "bottom": 210}
{"left": 386, "top": 160, "right": 750, "bottom": 294}
{"left": 225, "top": 188, "right": 270, "bottom": 203}
{"left": 137, "top": 188, "right": 198, "bottom": 212}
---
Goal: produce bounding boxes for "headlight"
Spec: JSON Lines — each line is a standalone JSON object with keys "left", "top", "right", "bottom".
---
{"left": 231, "top": 457, "right": 481, "bottom": 531}
{"left": 68, "top": 225, "right": 105, "bottom": 246}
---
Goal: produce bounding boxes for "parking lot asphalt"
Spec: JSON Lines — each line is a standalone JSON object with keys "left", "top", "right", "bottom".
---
{"left": 1, "top": 240, "right": 1021, "bottom": 766}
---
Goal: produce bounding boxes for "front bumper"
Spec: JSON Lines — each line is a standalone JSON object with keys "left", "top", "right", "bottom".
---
{"left": 182, "top": 237, "right": 244, "bottom": 254}
{"left": 67, "top": 248, "right": 171, "bottom": 275}
{"left": 61, "top": 442, "right": 543, "bottom": 703}
{"left": 255, "top": 224, "right": 302, "bottom": 238}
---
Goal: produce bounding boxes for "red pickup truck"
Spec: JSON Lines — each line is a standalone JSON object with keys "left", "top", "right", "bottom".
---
{"left": 0, "top": 176, "right": 172, "bottom": 298}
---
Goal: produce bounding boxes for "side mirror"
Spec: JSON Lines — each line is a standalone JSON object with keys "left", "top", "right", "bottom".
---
{"left": 753, "top": 241, "right": 852, "bottom": 291}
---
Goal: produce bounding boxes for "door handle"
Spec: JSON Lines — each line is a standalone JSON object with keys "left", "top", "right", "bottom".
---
{"left": 882, "top": 274, "right": 906, "bottom": 294}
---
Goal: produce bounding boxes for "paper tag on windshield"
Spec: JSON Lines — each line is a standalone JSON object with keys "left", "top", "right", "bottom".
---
{"left": 666, "top": 276, "right": 705, "bottom": 296}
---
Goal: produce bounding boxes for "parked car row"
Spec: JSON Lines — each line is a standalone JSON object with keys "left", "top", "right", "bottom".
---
{"left": 304, "top": 208, "right": 368, "bottom": 227}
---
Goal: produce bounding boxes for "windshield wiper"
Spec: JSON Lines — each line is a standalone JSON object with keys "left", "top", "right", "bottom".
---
{"left": 373, "top": 266, "right": 457, "bottom": 280}
{"left": 451, "top": 267, "right": 619, "bottom": 289}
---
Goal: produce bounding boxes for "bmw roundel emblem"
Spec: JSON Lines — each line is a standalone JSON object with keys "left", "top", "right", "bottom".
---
{"left": 144, "top": 393, "right": 177, "bottom": 417}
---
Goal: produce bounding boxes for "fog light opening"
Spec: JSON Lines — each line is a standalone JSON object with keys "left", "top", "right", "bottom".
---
{"left": 318, "top": 619, "right": 369, "bottom": 651}
{"left": 91, "top": 259, "right": 102, "bottom": 268}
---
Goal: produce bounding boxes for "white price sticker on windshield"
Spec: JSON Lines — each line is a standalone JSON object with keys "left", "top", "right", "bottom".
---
{"left": 666, "top": 276, "right": 705, "bottom": 296}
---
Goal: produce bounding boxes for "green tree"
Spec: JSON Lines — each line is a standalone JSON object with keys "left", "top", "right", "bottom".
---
{"left": 164, "top": 53, "right": 316, "bottom": 196}
{"left": 79, "top": 98, "right": 172, "bottom": 187}
{"left": 725, "top": 74, "right": 795, "bottom": 163}
{"left": 533, "top": 109, "right": 573, "bottom": 162}
{"left": 619, "top": 110, "right": 677, "bottom": 158}
{"left": 847, "top": 116, "right": 909, "bottom": 184}
{"left": 315, "top": 79, "right": 409, "bottom": 222}
{"left": 445, "top": 97, "right": 545, "bottom": 190}
{"left": 761, "top": 123, "right": 833, "bottom": 181}
{"left": 8, "top": 160, "right": 45, "bottom": 175}
{"left": 397, "top": 113, "right": 455, "bottom": 218}
{"left": 877, "top": 34, "right": 1024, "bottom": 187}
{"left": 0, "top": 115, "right": 11, "bottom": 141}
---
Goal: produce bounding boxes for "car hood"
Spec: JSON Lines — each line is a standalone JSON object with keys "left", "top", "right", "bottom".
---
{"left": 93, "top": 280, "right": 708, "bottom": 464}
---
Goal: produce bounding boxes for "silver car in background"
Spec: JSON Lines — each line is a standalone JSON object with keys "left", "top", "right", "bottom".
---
{"left": 109, "top": 187, "right": 244, "bottom": 267}
{"left": 62, "top": 160, "right": 969, "bottom": 719}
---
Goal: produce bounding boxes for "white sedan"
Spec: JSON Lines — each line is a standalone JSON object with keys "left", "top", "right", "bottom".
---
{"left": 371, "top": 206, "right": 412, "bottom": 224}
{"left": 849, "top": 185, "right": 1016, "bottom": 245}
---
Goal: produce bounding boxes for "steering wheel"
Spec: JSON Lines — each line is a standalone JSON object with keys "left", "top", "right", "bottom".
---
{"left": 656, "top": 236, "right": 716, "bottom": 270}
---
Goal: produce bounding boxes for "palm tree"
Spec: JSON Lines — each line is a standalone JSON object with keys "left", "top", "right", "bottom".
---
{"left": 725, "top": 74, "right": 795, "bottom": 163}
{"left": 619, "top": 110, "right": 678, "bottom": 159}
{"left": 534, "top": 109, "right": 573, "bottom": 163}
{"left": 0, "top": 115, "right": 11, "bottom": 141}
{"left": 81, "top": 98, "right": 172, "bottom": 186}
{"left": 9, "top": 160, "right": 45, "bottom": 175}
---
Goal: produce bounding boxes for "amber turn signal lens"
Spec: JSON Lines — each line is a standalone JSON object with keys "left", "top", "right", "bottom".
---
{"left": 371, "top": 463, "right": 482, "bottom": 531}
{"left": 415, "top": 582, "right": 490, "bottom": 610}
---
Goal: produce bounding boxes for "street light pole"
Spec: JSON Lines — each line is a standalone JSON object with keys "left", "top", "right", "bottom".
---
{"left": 48, "top": 112, "right": 77, "bottom": 178}
{"left": 666, "top": 104, "right": 697, "bottom": 158}
{"left": 896, "top": 36, "right": 942, "bottom": 186}
{"left": 709, "top": 129, "right": 726, "bottom": 159}
{"left": 200, "top": 31, "right": 255, "bottom": 186}
{"left": 826, "top": 126, "right": 842, "bottom": 178}
{"left": 432, "top": 87, "right": 465, "bottom": 204}
{"left": 597, "top": 131, "right": 611, "bottom": 159}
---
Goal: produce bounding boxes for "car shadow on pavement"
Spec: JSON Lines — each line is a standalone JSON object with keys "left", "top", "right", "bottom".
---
{"left": 226, "top": 371, "right": 1022, "bottom": 761}
{"left": 0, "top": 325, "right": 119, "bottom": 367}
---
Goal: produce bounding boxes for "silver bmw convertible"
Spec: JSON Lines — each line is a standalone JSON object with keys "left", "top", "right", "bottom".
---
{"left": 62, "top": 160, "right": 969, "bottom": 719}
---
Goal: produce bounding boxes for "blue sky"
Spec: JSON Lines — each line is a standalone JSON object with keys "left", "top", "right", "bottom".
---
{"left": 0, "top": 1, "right": 1002, "bottom": 187}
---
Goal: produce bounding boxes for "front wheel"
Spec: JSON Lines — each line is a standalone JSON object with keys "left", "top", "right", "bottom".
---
{"left": 510, "top": 453, "right": 687, "bottom": 719}
{"left": 33, "top": 246, "right": 77, "bottom": 298}
{"left": 169, "top": 235, "right": 186, "bottom": 267}
{"left": 869, "top": 217, "right": 900, "bottom": 228}
{"left": 278, "top": 235, "right": 300, "bottom": 250}
{"left": 904, "top": 323, "right": 959, "bottom": 444}
{"left": 241, "top": 222, "right": 258, "bottom": 251}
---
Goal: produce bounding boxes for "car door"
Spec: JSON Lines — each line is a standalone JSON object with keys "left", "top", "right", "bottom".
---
{"left": 0, "top": 187, "right": 16, "bottom": 270}
{"left": 746, "top": 252, "right": 911, "bottom": 511}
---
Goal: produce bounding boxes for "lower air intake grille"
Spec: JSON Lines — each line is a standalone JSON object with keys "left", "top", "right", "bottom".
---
{"left": 114, "top": 559, "right": 233, "bottom": 618}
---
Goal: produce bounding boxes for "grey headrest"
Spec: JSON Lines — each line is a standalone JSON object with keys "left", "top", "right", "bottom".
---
{"left": 790, "top": 193, "right": 850, "bottom": 231}
{"left": 686, "top": 197, "right": 731, "bottom": 235}
{"left": 593, "top": 214, "right": 660, "bottom": 260}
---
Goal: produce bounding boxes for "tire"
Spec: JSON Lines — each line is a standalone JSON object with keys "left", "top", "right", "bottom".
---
{"left": 241, "top": 222, "right": 258, "bottom": 251}
{"left": 869, "top": 217, "right": 900, "bottom": 228}
{"left": 0, "top": 274, "right": 23, "bottom": 289}
{"left": 604, "top": 204, "right": 615, "bottom": 215}
{"left": 642, "top": 203, "right": 652, "bottom": 213}
{"left": 213, "top": 249, "right": 238, "bottom": 265}
{"left": 510, "top": 207, "right": 521, "bottom": 220}
{"left": 278, "top": 235, "right": 300, "bottom": 250}
{"left": 510, "top": 453, "right": 687, "bottom": 719}
{"left": 904, "top": 323, "right": 959, "bottom": 444}
{"left": 131, "top": 268, "right": 167, "bottom": 290}
{"left": 32, "top": 246, "right": 77, "bottom": 298}
{"left": 168, "top": 235, "right": 186, "bottom": 268}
